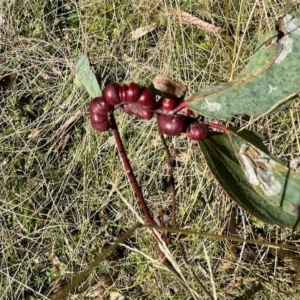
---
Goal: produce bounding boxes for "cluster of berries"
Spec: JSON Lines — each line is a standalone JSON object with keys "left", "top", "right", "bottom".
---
{"left": 89, "top": 82, "right": 209, "bottom": 141}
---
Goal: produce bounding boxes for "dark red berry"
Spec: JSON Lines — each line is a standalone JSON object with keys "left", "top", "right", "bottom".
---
{"left": 136, "top": 88, "right": 156, "bottom": 110}
{"left": 89, "top": 96, "right": 113, "bottom": 132}
{"left": 161, "top": 98, "right": 177, "bottom": 111}
{"left": 187, "top": 123, "right": 209, "bottom": 141}
{"left": 119, "top": 84, "right": 128, "bottom": 102}
{"left": 89, "top": 112, "right": 111, "bottom": 132}
{"left": 135, "top": 110, "right": 154, "bottom": 120}
{"left": 157, "top": 114, "right": 186, "bottom": 136}
{"left": 127, "top": 82, "right": 142, "bottom": 102}
{"left": 89, "top": 96, "right": 113, "bottom": 115}
{"left": 104, "top": 82, "right": 121, "bottom": 105}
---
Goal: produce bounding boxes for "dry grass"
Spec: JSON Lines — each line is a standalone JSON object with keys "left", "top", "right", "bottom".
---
{"left": 1, "top": 0, "right": 300, "bottom": 299}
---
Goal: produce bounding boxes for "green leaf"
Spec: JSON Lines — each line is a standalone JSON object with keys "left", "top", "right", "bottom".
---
{"left": 199, "top": 129, "right": 300, "bottom": 229}
{"left": 187, "top": 12, "right": 300, "bottom": 120}
{"left": 75, "top": 54, "right": 101, "bottom": 98}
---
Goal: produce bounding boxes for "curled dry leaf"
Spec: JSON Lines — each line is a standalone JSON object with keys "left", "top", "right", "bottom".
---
{"left": 152, "top": 75, "right": 187, "bottom": 99}
{"left": 172, "top": 8, "right": 224, "bottom": 34}
{"left": 130, "top": 23, "right": 157, "bottom": 40}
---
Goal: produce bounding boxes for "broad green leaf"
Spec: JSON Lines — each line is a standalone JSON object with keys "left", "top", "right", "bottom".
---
{"left": 187, "top": 13, "right": 300, "bottom": 120}
{"left": 199, "top": 129, "right": 300, "bottom": 229}
{"left": 75, "top": 54, "right": 101, "bottom": 98}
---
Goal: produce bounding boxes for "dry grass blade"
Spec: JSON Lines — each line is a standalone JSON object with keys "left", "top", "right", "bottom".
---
{"left": 172, "top": 8, "right": 224, "bottom": 33}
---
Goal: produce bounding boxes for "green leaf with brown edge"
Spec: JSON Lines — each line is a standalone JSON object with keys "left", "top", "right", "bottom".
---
{"left": 187, "top": 11, "right": 300, "bottom": 120}
{"left": 75, "top": 54, "right": 101, "bottom": 98}
{"left": 199, "top": 129, "right": 300, "bottom": 229}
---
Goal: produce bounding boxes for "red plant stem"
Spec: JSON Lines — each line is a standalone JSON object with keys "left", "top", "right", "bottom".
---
{"left": 109, "top": 113, "right": 155, "bottom": 226}
{"left": 108, "top": 113, "right": 203, "bottom": 289}
{"left": 109, "top": 114, "right": 169, "bottom": 261}
{"left": 204, "top": 121, "right": 228, "bottom": 132}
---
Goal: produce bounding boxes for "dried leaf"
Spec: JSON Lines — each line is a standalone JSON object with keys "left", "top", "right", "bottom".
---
{"left": 54, "top": 134, "right": 70, "bottom": 153}
{"left": 122, "top": 53, "right": 133, "bottom": 62}
{"left": 85, "top": 282, "right": 105, "bottom": 298}
{"left": 27, "top": 128, "right": 42, "bottom": 139}
{"left": 130, "top": 23, "right": 157, "bottom": 40}
{"left": 1, "top": 156, "right": 10, "bottom": 166}
{"left": 172, "top": 8, "right": 224, "bottom": 34}
{"left": 51, "top": 110, "right": 82, "bottom": 138}
{"left": 52, "top": 65, "right": 63, "bottom": 76}
{"left": 152, "top": 75, "right": 187, "bottom": 99}
{"left": 110, "top": 291, "right": 124, "bottom": 300}
{"left": 49, "top": 253, "right": 67, "bottom": 271}
{"left": 39, "top": 72, "right": 51, "bottom": 81}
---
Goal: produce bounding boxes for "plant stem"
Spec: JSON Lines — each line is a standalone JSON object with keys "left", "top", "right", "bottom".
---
{"left": 204, "top": 121, "right": 228, "bottom": 132}
{"left": 110, "top": 114, "right": 168, "bottom": 260}
{"left": 110, "top": 113, "right": 201, "bottom": 299}
{"left": 156, "top": 118, "right": 177, "bottom": 227}
{"left": 156, "top": 125, "right": 213, "bottom": 300}
{"left": 110, "top": 113, "right": 155, "bottom": 225}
